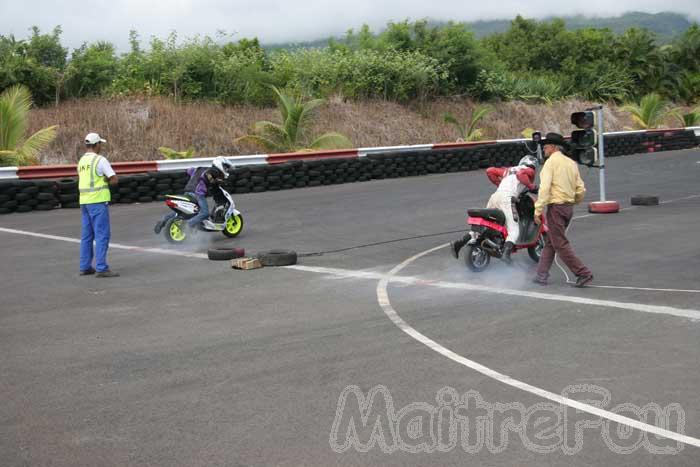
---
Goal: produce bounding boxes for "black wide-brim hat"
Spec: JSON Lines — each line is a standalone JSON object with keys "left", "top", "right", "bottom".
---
{"left": 543, "top": 132, "right": 567, "bottom": 147}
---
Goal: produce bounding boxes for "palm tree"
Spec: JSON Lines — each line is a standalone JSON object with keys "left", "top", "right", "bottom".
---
{"left": 670, "top": 107, "right": 700, "bottom": 127}
{"left": 158, "top": 146, "right": 196, "bottom": 159}
{"left": 621, "top": 93, "right": 671, "bottom": 130}
{"left": 442, "top": 105, "right": 494, "bottom": 141}
{"left": 235, "top": 86, "right": 351, "bottom": 152}
{"left": 0, "top": 85, "right": 58, "bottom": 166}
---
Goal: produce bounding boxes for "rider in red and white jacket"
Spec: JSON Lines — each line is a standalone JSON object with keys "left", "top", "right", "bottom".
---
{"left": 451, "top": 155, "right": 539, "bottom": 263}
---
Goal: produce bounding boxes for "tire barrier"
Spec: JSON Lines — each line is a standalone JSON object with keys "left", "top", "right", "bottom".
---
{"left": 0, "top": 179, "right": 61, "bottom": 214}
{"left": 109, "top": 171, "right": 189, "bottom": 205}
{"left": 1, "top": 127, "right": 697, "bottom": 215}
{"left": 602, "top": 129, "right": 698, "bottom": 158}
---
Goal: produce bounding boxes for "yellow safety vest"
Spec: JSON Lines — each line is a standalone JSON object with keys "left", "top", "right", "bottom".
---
{"left": 78, "top": 152, "right": 111, "bottom": 204}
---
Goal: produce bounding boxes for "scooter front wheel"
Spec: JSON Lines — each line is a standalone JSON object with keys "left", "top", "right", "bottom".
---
{"left": 164, "top": 218, "right": 187, "bottom": 243}
{"left": 465, "top": 244, "right": 490, "bottom": 272}
{"left": 528, "top": 232, "right": 547, "bottom": 263}
{"left": 222, "top": 214, "right": 244, "bottom": 238}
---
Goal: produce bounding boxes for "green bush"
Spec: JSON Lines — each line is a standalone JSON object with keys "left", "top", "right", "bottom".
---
{"left": 470, "top": 69, "right": 569, "bottom": 102}
{"left": 65, "top": 41, "right": 118, "bottom": 97}
{"left": 272, "top": 48, "right": 448, "bottom": 102}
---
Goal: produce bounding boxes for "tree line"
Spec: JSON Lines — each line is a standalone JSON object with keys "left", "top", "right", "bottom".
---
{"left": 1, "top": 18, "right": 699, "bottom": 107}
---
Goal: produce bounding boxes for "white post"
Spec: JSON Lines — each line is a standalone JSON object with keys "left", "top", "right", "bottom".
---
{"left": 596, "top": 106, "right": 606, "bottom": 201}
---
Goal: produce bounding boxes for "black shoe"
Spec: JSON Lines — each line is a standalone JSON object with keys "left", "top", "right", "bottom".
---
{"left": 79, "top": 268, "right": 96, "bottom": 276}
{"left": 532, "top": 275, "right": 548, "bottom": 286}
{"left": 575, "top": 274, "right": 593, "bottom": 288}
{"left": 450, "top": 239, "right": 467, "bottom": 259}
{"left": 501, "top": 242, "right": 514, "bottom": 264}
{"left": 450, "top": 241, "right": 459, "bottom": 259}
{"left": 154, "top": 220, "right": 165, "bottom": 234}
{"left": 96, "top": 270, "right": 120, "bottom": 278}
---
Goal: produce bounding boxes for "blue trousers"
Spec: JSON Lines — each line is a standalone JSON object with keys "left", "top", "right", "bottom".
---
{"left": 80, "top": 202, "right": 111, "bottom": 272}
{"left": 187, "top": 193, "right": 209, "bottom": 227}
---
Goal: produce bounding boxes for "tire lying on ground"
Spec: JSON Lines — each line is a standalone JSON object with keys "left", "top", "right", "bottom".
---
{"left": 255, "top": 249, "right": 297, "bottom": 267}
{"left": 631, "top": 195, "right": 659, "bottom": 206}
{"left": 207, "top": 247, "right": 246, "bottom": 261}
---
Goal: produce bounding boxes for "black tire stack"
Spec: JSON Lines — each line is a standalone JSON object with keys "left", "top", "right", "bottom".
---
{"left": 34, "top": 180, "right": 60, "bottom": 211}
{"left": 489, "top": 143, "right": 523, "bottom": 167}
{"left": 611, "top": 134, "right": 644, "bottom": 157}
{"left": 0, "top": 180, "right": 61, "bottom": 214}
{"left": 13, "top": 182, "right": 35, "bottom": 213}
{"left": 169, "top": 171, "right": 189, "bottom": 195}
{"left": 0, "top": 181, "right": 19, "bottom": 215}
{"left": 644, "top": 130, "right": 697, "bottom": 152}
{"left": 110, "top": 171, "right": 189, "bottom": 204}
{"left": 368, "top": 148, "right": 482, "bottom": 177}
{"left": 221, "top": 159, "right": 375, "bottom": 194}
{"left": 57, "top": 178, "right": 79, "bottom": 208}
{"left": 224, "top": 166, "right": 253, "bottom": 194}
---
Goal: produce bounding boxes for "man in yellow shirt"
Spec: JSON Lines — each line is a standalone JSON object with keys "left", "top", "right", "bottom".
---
{"left": 533, "top": 133, "right": 593, "bottom": 287}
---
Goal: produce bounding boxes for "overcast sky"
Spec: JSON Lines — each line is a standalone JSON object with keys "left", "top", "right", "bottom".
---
{"left": 1, "top": 0, "right": 698, "bottom": 52}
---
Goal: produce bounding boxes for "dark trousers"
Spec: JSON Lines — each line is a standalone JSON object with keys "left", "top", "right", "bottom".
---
{"left": 536, "top": 204, "right": 591, "bottom": 279}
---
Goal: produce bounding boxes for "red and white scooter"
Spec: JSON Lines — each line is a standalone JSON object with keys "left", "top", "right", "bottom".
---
{"left": 461, "top": 190, "right": 548, "bottom": 271}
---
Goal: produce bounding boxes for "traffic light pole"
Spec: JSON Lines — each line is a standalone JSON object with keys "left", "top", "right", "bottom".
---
{"left": 595, "top": 106, "right": 606, "bottom": 201}
{"left": 587, "top": 105, "right": 620, "bottom": 213}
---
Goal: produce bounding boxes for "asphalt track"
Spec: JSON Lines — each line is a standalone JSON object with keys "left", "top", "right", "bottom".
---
{"left": 1, "top": 148, "right": 699, "bottom": 466}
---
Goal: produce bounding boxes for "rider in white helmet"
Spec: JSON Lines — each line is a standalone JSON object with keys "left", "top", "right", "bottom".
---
{"left": 451, "top": 155, "right": 539, "bottom": 263}
{"left": 154, "top": 156, "right": 234, "bottom": 233}
{"left": 211, "top": 156, "right": 233, "bottom": 179}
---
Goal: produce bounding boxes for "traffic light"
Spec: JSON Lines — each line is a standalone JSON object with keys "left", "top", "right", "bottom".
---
{"left": 570, "top": 111, "right": 598, "bottom": 167}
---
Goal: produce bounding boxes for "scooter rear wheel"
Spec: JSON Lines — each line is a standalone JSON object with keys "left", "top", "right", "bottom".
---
{"left": 465, "top": 245, "right": 490, "bottom": 272}
{"left": 528, "top": 232, "right": 547, "bottom": 263}
{"left": 164, "top": 218, "right": 187, "bottom": 243}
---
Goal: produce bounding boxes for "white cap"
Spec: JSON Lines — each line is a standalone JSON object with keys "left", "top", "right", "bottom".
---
{"left": 85, "top": 133, "right": 106, "bottom": 145}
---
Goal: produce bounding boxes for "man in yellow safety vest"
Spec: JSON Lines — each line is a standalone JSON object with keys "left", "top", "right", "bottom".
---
{"left": 78, "top": 133, "right": 119, "bottom": 277}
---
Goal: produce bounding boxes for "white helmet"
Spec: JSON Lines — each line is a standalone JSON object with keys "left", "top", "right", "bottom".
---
{"left": 212, "top": 156, "right": 233, "bottom": 178}
{"left": 518, "top": 155, "right": 538, "bottom": 170}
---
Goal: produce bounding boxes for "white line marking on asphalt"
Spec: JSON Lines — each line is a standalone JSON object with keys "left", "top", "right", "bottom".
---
{"left": 290, "top": 263, "right": 700, "bottom": 320}
{"left": 2, "top": 223, "right": 698, "bottom": 310}
{"left": 659, "top": 194, "right": 700, "bottom": 204}
{"left": 374, "top": 244, "right": 700, "bottom": 449}
{"left": 0, "top": 227, "right": 208, "bottom": 259}
{"left": 585, "top": 284, "right": 700, "bottom": 293}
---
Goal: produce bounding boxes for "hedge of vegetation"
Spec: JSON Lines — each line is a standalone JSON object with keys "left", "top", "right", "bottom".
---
{"left": 1, "top": 18, "right": 699, "bottom": 107}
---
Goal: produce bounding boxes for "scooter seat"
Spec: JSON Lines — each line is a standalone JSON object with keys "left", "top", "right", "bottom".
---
{"left": 166, "top": 193, "right": 195, "bottom": 202}
{"left": 468, "top": 208, "right": 506, "bottom": 225}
